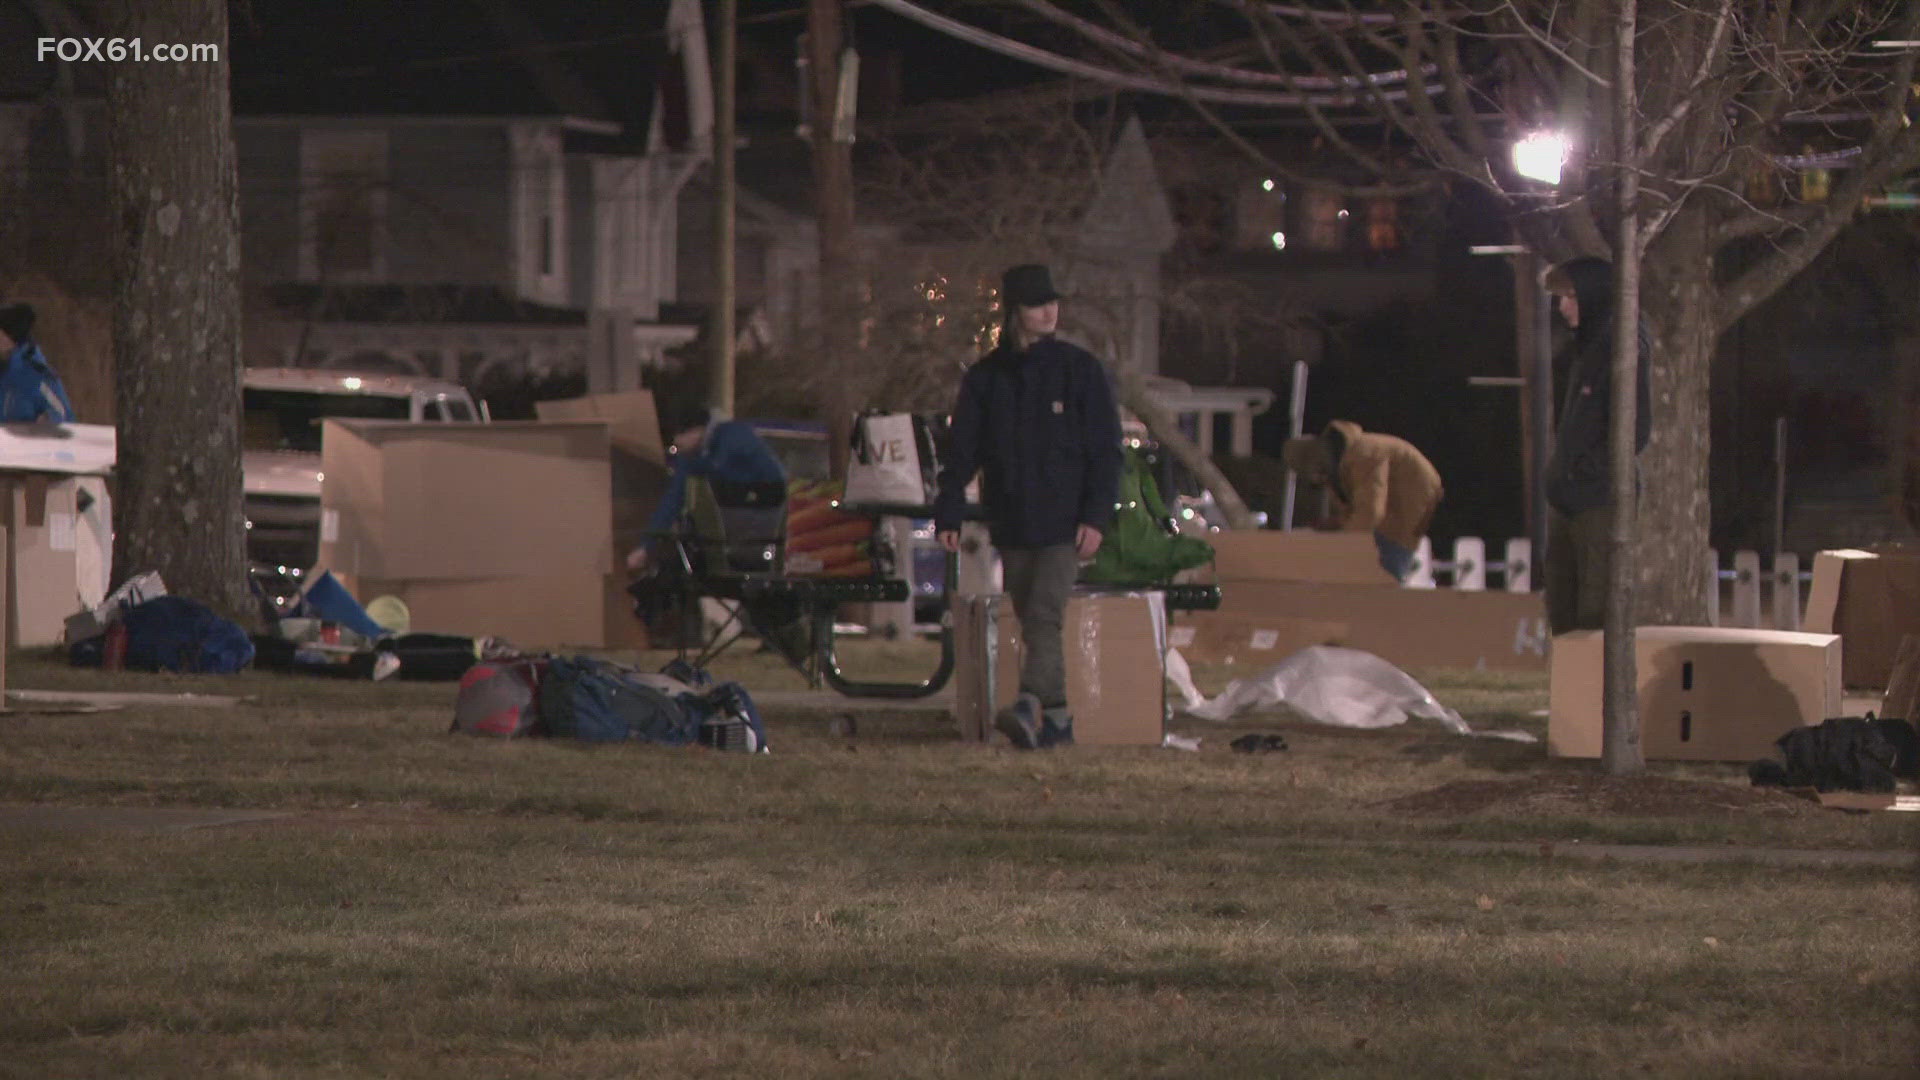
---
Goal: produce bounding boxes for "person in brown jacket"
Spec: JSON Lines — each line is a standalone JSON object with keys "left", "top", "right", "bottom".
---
{"left": 1283, "top": 419, "right": 1444, "bottom": 581}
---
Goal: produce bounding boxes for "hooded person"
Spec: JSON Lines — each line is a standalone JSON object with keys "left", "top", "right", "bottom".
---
{"left": 0, "top": 302, "right": 74, "bottom": 423}
{"left": 934, "top": 262, "right": 1124, "bottom": 750}
{"left": 1540, "top": 255, "right": 1651, "bottom": 634}
{"left": 1282, "top": 420, "right": 1443, "bottom": 581}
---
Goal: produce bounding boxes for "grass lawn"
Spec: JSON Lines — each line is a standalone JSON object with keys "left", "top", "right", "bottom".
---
{"left": 1, "top": 641, "right": 1915, "bottom": 1078}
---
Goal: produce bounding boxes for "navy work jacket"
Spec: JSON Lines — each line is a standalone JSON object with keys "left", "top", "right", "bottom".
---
{"left": 934, "top": 336, "right": 1123, "bottom": 549}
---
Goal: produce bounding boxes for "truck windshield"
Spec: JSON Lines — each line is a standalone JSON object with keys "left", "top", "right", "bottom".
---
{"left": 242, "top": 389, "right": 412, "bottom": 453}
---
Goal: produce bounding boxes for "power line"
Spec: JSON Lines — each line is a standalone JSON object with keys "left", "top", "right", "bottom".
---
{"left": 864, "top": 0, "right": 1443, "bottom": 108}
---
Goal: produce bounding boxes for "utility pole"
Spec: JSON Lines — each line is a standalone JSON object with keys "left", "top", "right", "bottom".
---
{"left": 807, "top": 0, "right": 861, "bottom": 476}
{"left": 709, "top": 0, "right": 737, "bottom": 417}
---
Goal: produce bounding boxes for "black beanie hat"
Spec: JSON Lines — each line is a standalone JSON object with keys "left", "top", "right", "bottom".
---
{"left": 0, "top": 302, "right": 35, "bottom": 343}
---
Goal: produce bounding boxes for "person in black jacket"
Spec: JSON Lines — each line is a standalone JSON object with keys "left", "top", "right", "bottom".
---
{"left": 1542, "top": 256, "right": 1651, "bottom": 634}
{"left": 934, "top": 264, "right": 1123, "bottom": 749}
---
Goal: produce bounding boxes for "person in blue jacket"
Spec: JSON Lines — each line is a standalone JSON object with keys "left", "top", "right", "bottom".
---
{"left": 0, "top": 303, "right": 74, "bottom": 423}
{"left": 934, "top": 263, "right": 1123, "bottom": 750}
{"left": 625, "top": 399, "right": 787, "bottom": 572}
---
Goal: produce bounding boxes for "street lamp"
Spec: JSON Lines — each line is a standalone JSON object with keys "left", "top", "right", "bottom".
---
{"left": 1513, "top": 130, "right": 1570, "bottom": 185}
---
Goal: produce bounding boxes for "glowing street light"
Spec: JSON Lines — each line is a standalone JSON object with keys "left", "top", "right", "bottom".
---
{"left": 1513, "top": 130, "right": 1570, "bottom": 185}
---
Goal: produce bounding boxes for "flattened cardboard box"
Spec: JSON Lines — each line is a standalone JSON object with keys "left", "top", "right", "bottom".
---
{"left": 340, "top": 573, "right": 608, "bottom": 650}
{"left": 1549, "top": 627, "right": 1841, "bottom": 761}
{"left": 319, "top": 420, "right": 613, "bottom": 580}
{"left": 1204, "top": 529, "right": 1390, "bottom": 586}
{"left": 954, "top": 592, "right": 1166, "bottom": 746}
{"left": 1802, "top": 548, "right": 1920, "bottom": 689}
{"left": 1181, "top": 580, "right": 1549, "bottom": 673}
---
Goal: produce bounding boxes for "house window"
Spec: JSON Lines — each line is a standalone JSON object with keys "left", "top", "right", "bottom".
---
{"left": 512, "top": 124, "right": 566, "bottom": 301}
{"left": 1299, "top": 188, "right": 1346, "bottom": 251}
{"left": 299, "top": 129, "right": 388, "bottom": 280}
{"left": 1234, "top": 178, "right": 1289, "bottom": 251}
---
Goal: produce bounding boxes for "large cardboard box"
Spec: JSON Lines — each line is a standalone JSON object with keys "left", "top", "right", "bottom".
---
{"left": 341, "top": 573, "right": 608, "bottom": 649}
{"left": 533, "top": 389, "right": 666, "bottom": 465}
{"left": 319, "top": 420, "right": 613, "bottom": 580}
{"left": 603, "top": 572, "right": 650, "bottom": 650}
{"left": 534, "top": 393, "right": 672, "bottom": 556}
{"left": 1176, "top": 580, "right": 1549, "bottom": 672}
{"left": 1549, "top": 627, "right": 1842, "bottom": 761}
{"left": 954, "top": 592, "right": 1167, "bottom": 746}
{"left": 1802, "top": 548, "right": 1920, "bottom": 689}
{"left": 1, "top": 473, "right": 111, "bottom": 647}
{"left": 1204, "top": 529, "right": 1390, "bottom": 586}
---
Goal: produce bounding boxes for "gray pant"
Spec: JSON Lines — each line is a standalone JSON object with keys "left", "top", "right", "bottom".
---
{"left": 999, "top": 544, "right": 1080, "bottom": 709}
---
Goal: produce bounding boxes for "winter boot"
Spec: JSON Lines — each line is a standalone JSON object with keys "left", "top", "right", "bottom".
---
{"left": 994, "top": 692, "right": 1042, "bottom": 750}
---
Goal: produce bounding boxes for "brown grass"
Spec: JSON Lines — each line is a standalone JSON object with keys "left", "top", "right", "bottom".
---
{"left": 0, "top": 643, "right": 1915, "bottom": 1078}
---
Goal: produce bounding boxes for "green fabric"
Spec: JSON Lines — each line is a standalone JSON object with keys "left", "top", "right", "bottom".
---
{"left": 1079, "top": 448, "right": 1215, "bottom": 587}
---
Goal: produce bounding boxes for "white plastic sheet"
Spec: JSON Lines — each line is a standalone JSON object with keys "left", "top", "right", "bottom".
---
{"left": 1179, "top": 645, "right": 1537, "bottom": 742}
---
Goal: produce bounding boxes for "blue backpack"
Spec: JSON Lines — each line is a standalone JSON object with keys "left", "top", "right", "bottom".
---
{"left": 680, "top": 681, "right": 770, "bottom": 753}
{"left": 538, "top": 656, "right": 701, "bottom": 744}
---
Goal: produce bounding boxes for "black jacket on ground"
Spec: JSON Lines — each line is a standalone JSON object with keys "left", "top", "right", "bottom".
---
{"left": 934, "top": 336, "right": 1123, "bottom": 549}
{"left": 1545, "top": 261, "right": 1652, "bottom": 516}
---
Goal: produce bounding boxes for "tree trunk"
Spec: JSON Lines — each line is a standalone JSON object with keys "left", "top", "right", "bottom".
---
{"left": 1602, "top": 1, "right": 1644, "bottom": 776}
{"left": 101, "top": 0, "right": 251, "bottom": 622}
{"left": 1638, "top": 211, "right": 1716, "bottom": 626}
{"left": 807, "top": 0, "right": 862, "bottom": 477}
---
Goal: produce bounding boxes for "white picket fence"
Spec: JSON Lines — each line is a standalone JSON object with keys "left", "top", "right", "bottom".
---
{"left": 1406, "top": 537, "right": 1812, "bottom": 631}
{"left": 1405, "top": 537, "right": 1533, "bottom": 592}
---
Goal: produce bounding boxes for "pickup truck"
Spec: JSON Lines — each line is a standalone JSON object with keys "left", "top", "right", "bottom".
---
{"left": 242, "top": 367, "right": 487, "bottom": 569}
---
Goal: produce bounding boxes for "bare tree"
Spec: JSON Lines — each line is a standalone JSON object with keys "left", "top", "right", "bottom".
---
{"left": 794, "top": 91, "right": 1306, "bottom": 526}
{"left": 99, "top": 0, "right": 250, "bottom": 620}
{"left": 982, "top": 0, "right": 1920, "bottom": 623}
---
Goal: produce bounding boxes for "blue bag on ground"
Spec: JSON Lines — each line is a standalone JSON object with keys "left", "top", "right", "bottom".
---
{"left": 538, "top": 656, "right": 700, "bottom": 744}
{"left": 682, "top": 682, "right": 770, "bottom": 753}
{"left": 119, "top": 596, "right": 254, "bottom": 673}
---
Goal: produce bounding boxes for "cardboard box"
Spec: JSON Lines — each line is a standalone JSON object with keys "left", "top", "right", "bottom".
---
{"left": 1549, "top": 627, "right": 1842, "bottom": 761}
{"left": 342, "top": 573, "right": 609, "bottom": 649}
{"left": 603, "top": 572, "right": 650, "bottom": 650}
{"left": 953, "top": 592, "right": 1167, "bottom": 746}
{"left": 1177, "top": 580, "right": 1549, "bottom": 673}
{"left": 1167, "top": 614, "right": 1349, "bottom": 667}
{"left": 1204, "top": 529, "right": 1390, "bottom": 586}
{"left": 319, "top": 420, "right": 613, "bottom": 580}
{"left": 1802, "top": 548, "right": 1920, "bottom": 689}
{"left": 2, "top": 473, "right": 111, "bottom": 647}
{"left": 533, "top": 389, "right": 666, "bottom": 466}
{"left": 2, "top": 526, "right": 8, "bottom": 696}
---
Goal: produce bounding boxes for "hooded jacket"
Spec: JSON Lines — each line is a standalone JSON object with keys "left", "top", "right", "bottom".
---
{"left": 1321, "top": 420, "right": 1443, "bottom": 551}
{"left": 0, "top": 339, "right": 73, "bottom": 423}
{"left": 934, "top": 335, "right": 1123, "bottom": 548}
{"left": 1544, "top": 258, "right": 1651, "bottom": 515}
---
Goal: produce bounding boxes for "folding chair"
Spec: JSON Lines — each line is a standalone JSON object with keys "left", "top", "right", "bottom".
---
{"left": 664, "top": 477, "right": 795, "bottom": 667}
